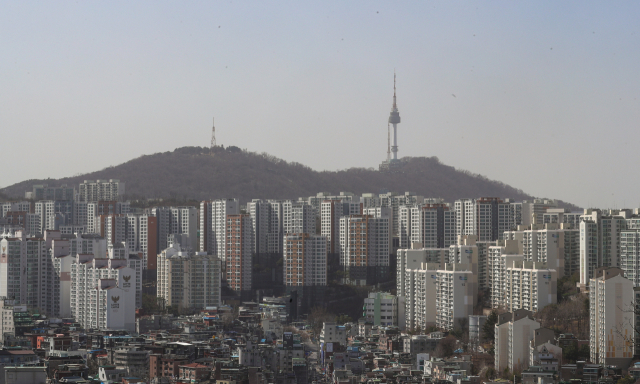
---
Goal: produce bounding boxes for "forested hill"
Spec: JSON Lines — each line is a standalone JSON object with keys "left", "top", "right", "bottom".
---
{"left": 1, "top": 146, "right": 578, "bottom": 209}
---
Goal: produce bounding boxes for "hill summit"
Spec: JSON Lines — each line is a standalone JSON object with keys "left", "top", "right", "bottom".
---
{"left": 1, "top": 146, "right": 575, "bottom": 207}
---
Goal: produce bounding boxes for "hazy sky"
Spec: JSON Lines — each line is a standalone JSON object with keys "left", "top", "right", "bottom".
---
{"left": 2, "top": 1, "right": 639, "bottom": 208}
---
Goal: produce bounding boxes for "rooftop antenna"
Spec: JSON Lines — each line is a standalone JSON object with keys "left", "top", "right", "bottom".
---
{"left": 210, "top": 117, "right": 216, "bottom": 153}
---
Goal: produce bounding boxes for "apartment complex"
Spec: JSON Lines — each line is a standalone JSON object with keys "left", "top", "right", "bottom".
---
{"left": 27, "top": 184, "right": 75, "bottom": 201}
{"left": 77, "top": 179, "right": 125, "bottom": 202}
{"left": 449, "top": 236, "right": 493, "bottom": 290}
{"left": 70, "top": 249, "right": 139, "bottom": 332}
{"left": 580, "top": 210, "right": 628, "bottom": 286}
{"left": 396, "top": 247, "right": 447, "bottom": 297}
{"left": 321, "top": 200, "right": 361, "bottom": 254}
{"left": 488, "top": 240, "right": 557, "bottom": 313}
{"left": 96, "top": 214, "right": 158, "bottom": 270}
{"left": 157, "top": 243, "right": 222, "bottom": 310}
{"left": 151, "top": 206, "right": 197, "bottom": 252}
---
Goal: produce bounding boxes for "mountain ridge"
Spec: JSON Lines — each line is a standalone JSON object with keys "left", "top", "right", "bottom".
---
{"left": 1, "top": 146, "right": 579, "bottom": 210}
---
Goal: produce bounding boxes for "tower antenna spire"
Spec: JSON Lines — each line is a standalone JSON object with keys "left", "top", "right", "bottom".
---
{"left": 388, "top": 72, "right": 400, "bottom": 161}
{"left": 393, "top": 70, "right": 397, "bottom": 109}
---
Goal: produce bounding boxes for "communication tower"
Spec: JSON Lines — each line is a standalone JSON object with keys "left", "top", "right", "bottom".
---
{"left": 210, "top": 117, "right": 216, "bottom": 151}
{"left": 379, "top": 72, "right": 403, "bottom": 171}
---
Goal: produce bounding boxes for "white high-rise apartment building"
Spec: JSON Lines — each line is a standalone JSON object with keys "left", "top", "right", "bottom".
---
{"left": 543, "top": 208, "right": 582, "bottom": 229}
{"left": 589, "top": 267, "right": 634, "bottom": 366}
{"left": 455, "top": 198, "right": 513, "bottom": 241}
{"left": 96, "top": 213, "right": 158, "bottom": 271}
{"left": 488, "top": 239, "right": 557, "bottom": 313}
{"left": 455, "top": 198, "right": 473, "bottom": 239}
{"left": 125, "top": 214, "right": 158, "bottom": 270}
{"left": 435, "top": 264, "right": 473, "bottom": 331}
{"left": 50, "top": 231, "right": 109, "bottom": 317}
{"left": 283, "top": 201, "right": 315, "bottom": 235}
{"left": 84, "top": 203, "right": 99, "bottom": 234}
{"left": 157, "top": 243, "right": 221, "bottom": 310}
{"left": 199, "top": 199, "right": 240, "bottom": 261}
{"left": 35, "top": 200, "right": 56, "bottom": 233}
{"left": 70, "top": 246, "right": 139, "bottom": 332}
{"left": 580, "top": 210, "right": 627, "bottom": 286}
{"left": 504, "top": 223, "right": 579, "bottom": 278}
{"left": 360, "top": 193, "right": 382, "bottom": 209}
{"left": 150, "top": 206, "right": 197, "bottom": 252}
{"left": 620, "top": 230, "right": 640, "bottom": 287}
{"left": 396, "top": 247, "right": 447, "bottom": 297}
{"left": 385, "top": 192, "right": 424, "bottom": 236}
{"left": 511, "top": 199, "right": 559, "bottom": 228}
{"left": 283, "top": 233, "right": 327, "bottom": 287}
{"left": 489, "top": 240, "right": 523, "bottom": 308}
{"left": 98, "top": 215, "right": 127, "bottom": 245}
{"left": 398, "top": 205, "right": 412, "bottom": 249}
{"left": 403, "top": 263, "right": 439, "bottom": 330}
{"left": 248, "top": 200, "right": 284, "bottom": 255}
{"left": 363, "top": 207, "right": 393, "bottom": 253}
{"left": 449, "top": 236, "right": 494, "bottom": 290}
{"left": 504, "top": 261, "right": 557, "bottom": 313}
{"left": 402, "top": 204, "right": 457, "bottom": 249}
{"left": 0, "top": 232, "right": 52, "bottom": 313}
{"left": 0, "top": 202, "right": 31, "bottom": 217}
{"left": 94, "top": 279, "right": 134, "bottom": 332}
{"left": 77, "top": 179, "right": 125, "bottom": 202}
{"left": 300, "top": 191, "right": 354, "bottom": 219}
{"left": 321, "top": 200, "right": 361, "bottom": 255}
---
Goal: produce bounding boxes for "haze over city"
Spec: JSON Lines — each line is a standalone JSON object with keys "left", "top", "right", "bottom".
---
{"left": 3, "top": 1, "right": 640, "bottom": 207}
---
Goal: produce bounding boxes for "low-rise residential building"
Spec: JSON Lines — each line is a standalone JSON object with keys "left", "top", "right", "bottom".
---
{"left": 320, "top": 322, "right": 347, "bottom": 347}
{"left": 363, "top": 292, "right": 404, "bottom": 328}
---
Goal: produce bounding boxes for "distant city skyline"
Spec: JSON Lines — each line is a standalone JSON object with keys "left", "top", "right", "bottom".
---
{"left": 2, "top": 1, "right": 639, "bottom": 208}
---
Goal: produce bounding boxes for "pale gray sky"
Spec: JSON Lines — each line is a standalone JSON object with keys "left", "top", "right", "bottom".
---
{"left": 2, "top": 1, "right": 639, "bottom": 208}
